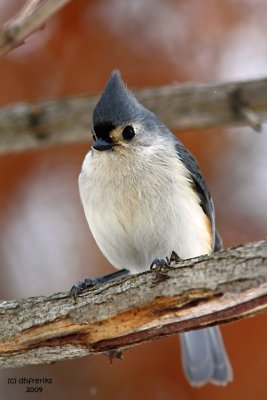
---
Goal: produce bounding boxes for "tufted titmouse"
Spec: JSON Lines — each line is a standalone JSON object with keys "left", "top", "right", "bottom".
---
{"left": 73, "top": 70, "right": 233, "bottom": 386}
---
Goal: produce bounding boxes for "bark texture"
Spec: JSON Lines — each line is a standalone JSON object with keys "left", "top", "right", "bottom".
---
{"left": 0, "top": 77, "right": 266, "bottom": 153}
{"left": 1, "top": 240, "right": 267, "bottom": 368}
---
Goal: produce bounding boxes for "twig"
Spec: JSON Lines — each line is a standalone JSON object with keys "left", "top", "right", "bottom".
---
{"left": 0, "top": 0, "right": 71, "bottom": 58}
{"left": 0, "top": 76, "right": 267, "bottom": 154}
{"left": 229, "top": 87, "right": 262, "bottom": 132}
{"left": 0, "top": 239, "right": 267, "bottom": 368}
{"left": 11, "top": 0, "right": 44, "bottom": 24}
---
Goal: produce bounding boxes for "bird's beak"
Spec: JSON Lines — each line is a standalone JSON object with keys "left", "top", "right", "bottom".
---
{"left": 93, "top": 138, "right": 114, "bottom": 151}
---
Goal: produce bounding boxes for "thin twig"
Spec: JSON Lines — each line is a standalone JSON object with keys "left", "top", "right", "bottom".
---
{"left": 229, "top": 87, "right": 262, "bottom": 132}
{"left": 0, "top": 0, "right": 71, "bottom": 58}
{"left": 11, "top": 0, "right": 44, "bottom": 24}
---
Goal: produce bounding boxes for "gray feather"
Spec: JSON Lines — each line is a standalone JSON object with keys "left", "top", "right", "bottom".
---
{"left": 93, "top": 70, "right": 169, "bottom": 136}
{"left": 180, "top": 327, "right": 233, "bottom": 386}
{"left": 214, "top": 230, "right": 223, "bottom": 252}
{"left": 93, "top": 70, "right": 150, "bottom": 127}
{"left": 175, "top": 141, "right": 216, "bottom": 244}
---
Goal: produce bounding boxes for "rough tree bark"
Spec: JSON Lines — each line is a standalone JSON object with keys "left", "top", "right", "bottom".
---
{"left": 1, "top": 239, "right": 267, "bottom": 369}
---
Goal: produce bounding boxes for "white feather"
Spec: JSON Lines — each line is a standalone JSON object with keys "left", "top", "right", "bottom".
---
{"left": 79, "top": 138, "right": 212, "bottom": 273}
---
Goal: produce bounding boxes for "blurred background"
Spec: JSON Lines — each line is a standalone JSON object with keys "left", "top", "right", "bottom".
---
{"left": 1, "top": 0, "right": 267, "bottom": 399}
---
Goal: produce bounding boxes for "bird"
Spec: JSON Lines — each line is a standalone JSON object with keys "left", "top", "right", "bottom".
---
{"left": 72, "top": 70, "right": 233, "bottom": 387}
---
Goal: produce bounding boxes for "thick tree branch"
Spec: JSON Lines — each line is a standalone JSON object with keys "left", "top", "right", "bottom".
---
{"left": 0, "top": 0, "right": 71, "bottom": 58}
{"left": 0, "top": 77, "right": 266, "bottom": 154}
{"left": 0, "top": 239, "right": 267, "bottom": 368}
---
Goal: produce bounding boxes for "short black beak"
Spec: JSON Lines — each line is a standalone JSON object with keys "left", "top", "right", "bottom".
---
{"left": 93, "top": 138, "right": 113, "bottom": 151}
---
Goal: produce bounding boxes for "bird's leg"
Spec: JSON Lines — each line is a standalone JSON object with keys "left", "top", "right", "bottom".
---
{"left": 70, "top": 268, "right": 130, "bottom": 299}
{"left": 150, "top": 250, "right": 180, "bottom": 272}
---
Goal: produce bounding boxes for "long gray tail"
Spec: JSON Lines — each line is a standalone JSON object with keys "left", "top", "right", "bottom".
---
{"left": 180, "top": 326, "right": 233, "bottom": 386}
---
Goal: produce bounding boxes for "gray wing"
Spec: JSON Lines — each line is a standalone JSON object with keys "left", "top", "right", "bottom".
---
{"left": 175, "top": 141, "right": 222, "bottom": 250}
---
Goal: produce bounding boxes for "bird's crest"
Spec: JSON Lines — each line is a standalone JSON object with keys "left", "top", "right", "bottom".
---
{"left": 93, "top": 70, "right": 142, "bottom": 129}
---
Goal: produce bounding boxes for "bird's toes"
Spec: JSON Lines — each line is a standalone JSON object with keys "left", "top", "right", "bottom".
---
{"left": 70, "top": 278, "right": 99, "bottom": 299}
{"left": 150, "top": 251, "right": 180, "bottom": 272}
{"left": 150, "top": 257, "right": 171, "bottom": 272}
{"left": 169, "top": 250, "right": 181, "bottom": 263}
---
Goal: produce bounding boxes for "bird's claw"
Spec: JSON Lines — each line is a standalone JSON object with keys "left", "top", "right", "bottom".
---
{"left": 169, "top": 250, "right": 180, "bottom": 263}
{"left": 150, "top": 257, "right": 170, "bottom": 272}
{"left": 150, "top": 251, "right": 180, "bottom": 273}
{"left": 70, "top": 278, "right": 102, "bottom": 299}
{"left": 70, "top": 269, "right": 130, "bottom": 299}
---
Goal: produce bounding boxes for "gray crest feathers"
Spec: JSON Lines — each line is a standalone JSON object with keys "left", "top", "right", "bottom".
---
{"left": 93, "top": 70, "right": 143, "bottom": 127}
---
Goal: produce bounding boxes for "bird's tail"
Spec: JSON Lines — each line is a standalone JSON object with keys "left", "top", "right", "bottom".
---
{"left": 179, "top": 326, "right": 233, "bottom": 386}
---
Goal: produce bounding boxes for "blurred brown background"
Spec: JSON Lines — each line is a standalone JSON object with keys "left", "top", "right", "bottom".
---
{"left": 1, "top": 0, "right": 267, "bottom": 399}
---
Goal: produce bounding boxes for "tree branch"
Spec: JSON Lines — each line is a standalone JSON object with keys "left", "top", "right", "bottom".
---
{"left": 1, "top": 239, "right": 267, "bottom": 369}
{"left": 0, "top": 0, "right": 71, "bottom": 58}
{"left": 0, "top": 77, "right": 266, "bottom": 154}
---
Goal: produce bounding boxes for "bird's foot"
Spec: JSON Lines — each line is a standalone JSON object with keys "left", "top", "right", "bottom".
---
{"left": 150, "top": 251, "right": 180, "bottom": 272}
{"left": 70, "top": 268, "right": 129, "bottom": 299}
{"left": 70, "top": 277, "right": 103, "bottom": 299}
{"left": 169, "top": 250, "right": 180, "bottom": 263}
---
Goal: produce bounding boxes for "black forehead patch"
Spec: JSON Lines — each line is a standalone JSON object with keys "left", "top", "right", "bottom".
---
{"left": 93, "top": 121, "right": 116, "bottom": 139}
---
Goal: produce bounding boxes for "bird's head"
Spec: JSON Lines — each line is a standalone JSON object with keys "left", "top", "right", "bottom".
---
{"left": 91, "top": 70, "right": 170, "bottom": 153}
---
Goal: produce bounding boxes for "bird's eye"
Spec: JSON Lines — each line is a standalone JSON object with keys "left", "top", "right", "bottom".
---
{"left": 122, "top": 125, "right": 135, "bottom": 140}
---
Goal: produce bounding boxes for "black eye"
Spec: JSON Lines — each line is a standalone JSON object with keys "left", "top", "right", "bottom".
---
{"left": 122, "top": 125, "right": 135, "bottom": 140}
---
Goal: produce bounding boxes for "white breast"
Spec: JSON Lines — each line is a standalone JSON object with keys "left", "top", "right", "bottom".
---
{"left": 79, "top": 144, "right": 212, "bottom": 273}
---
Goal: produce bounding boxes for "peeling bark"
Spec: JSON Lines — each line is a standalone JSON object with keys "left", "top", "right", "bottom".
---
{"left": 0, "top": 240, "right": 267, "bottom": 368}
